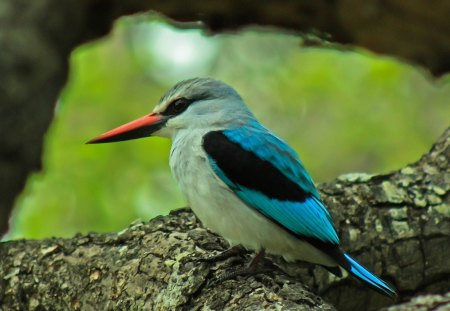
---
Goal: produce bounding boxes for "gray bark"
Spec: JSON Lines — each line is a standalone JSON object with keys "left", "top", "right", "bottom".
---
{"left": 0, "top": 129, "right": 448, "bottom": 311}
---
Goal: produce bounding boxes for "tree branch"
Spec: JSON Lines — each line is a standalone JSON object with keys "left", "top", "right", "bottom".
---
{"left": 110, "top": 0, "right": 450, "bottom": 76}
{"left": 1, "top": 129, "right": 448, "bottom": 310}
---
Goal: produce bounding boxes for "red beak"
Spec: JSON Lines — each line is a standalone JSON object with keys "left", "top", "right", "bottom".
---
{"left": 86, "top": 113, "right": 165, "bottom": 144}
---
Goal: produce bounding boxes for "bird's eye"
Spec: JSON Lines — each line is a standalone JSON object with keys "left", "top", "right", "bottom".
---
{"left": 163, "top": 97, "right": 191, "bottom": 116}
{"left": 173, "top": 98, "right": 189, "bottom": 111}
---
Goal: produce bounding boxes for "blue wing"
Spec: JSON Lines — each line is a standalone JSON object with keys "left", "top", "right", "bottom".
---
{"left": 225, "top": 120, "right": 320, "bottom": 198}
{"left": 202, "top": 126, "right": 397, "bottom": 297}
{"left": 202, "top": 125, "right": 339, "bottom": 245}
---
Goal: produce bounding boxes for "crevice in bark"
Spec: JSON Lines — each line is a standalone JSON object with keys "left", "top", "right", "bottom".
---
{"left": 0, "top": 129, "right": 448, "bottom": 310}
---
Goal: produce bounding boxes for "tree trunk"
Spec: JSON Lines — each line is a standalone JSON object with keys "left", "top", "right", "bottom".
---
{"left": 1, "top": 129, "right": 448, "bottom": 311}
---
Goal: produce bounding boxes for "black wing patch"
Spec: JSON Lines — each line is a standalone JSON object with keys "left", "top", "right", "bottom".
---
{"left": 202, "top": 130, "right": 350, "bottom": 271}
{"left": 202, "top": 131, "right": 309, "bottom": 202}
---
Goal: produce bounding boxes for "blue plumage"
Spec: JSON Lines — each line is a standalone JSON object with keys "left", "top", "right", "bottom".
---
{"left": 228, "top": 186, "right": 339, "bottom": 244}
{"left": 344, "top": 253, "right": 397, "bottom": 297}
{"left": 224, "top": 123, "right": 320, "bottom": 198}
{"left": 219, "top": 126, "right": 338, "bottom": 244}
{"left": 203, "top": 125, "right": 396, "bottom": 297}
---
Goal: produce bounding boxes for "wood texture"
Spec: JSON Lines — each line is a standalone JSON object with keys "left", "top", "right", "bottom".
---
{"left": 0, "top": 129, "right": 448, "bottom": 310}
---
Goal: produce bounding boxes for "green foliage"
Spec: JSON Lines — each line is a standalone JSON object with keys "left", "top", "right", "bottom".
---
{"left": 9, "top": 17, "right": 449, "bottom": 239}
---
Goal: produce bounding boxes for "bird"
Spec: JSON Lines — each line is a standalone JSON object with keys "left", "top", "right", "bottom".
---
{"left": 87, "top": 77, "right": 396, "bottom": 297}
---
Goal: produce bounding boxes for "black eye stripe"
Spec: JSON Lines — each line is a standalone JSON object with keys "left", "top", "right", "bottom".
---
{"left": 161, "top": 97, "right": 193, "bottom": 116}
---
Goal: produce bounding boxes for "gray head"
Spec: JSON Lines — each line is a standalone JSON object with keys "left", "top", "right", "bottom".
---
{"left": 153, "top": 78, "right": 253, "bottom": 138}
{"left": 158, "top": 78, "right": 241, "bottom": 107}
{"left": 87, "top": 78, "right": 254, "bottom": 144}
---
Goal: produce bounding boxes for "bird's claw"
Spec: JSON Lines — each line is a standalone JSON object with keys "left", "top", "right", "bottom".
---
{"left": 206, "top": 249, "right": 277, "bottom": 286}
{"left": 198, "top": 245, "right": 248, "bottom": 264}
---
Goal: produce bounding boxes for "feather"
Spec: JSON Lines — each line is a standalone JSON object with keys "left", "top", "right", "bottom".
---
{"left": 202, "top": 128, "right": 339, "bottom": 245}
{"left": 202, "top": 126, "right": 397, "bottom": 297}
{"left": 344, "top": 253, "right": 397, "bottom": 297}
{"left": 223, "top": 123, "right": 320, "bottom": 198}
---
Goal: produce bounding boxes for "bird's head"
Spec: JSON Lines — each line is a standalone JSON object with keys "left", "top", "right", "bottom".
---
{"left": 87, "top": 78, "right": 252, "bottom": 144}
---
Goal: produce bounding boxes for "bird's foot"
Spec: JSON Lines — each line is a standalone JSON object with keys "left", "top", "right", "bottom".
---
{"left": 199, "top": 245, "right": 248, "bottom": 263}
{"left": 208, "top": 249, "right": 275, "bottom": 286}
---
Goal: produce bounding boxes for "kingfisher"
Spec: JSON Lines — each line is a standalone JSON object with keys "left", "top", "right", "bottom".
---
{"left": 88, "top": 78, "right": 396, "bottom": 297}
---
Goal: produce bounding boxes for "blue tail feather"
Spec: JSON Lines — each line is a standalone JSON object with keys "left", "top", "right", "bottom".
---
{"left": 344, "top": 253, "right": 397, "bottom": 297}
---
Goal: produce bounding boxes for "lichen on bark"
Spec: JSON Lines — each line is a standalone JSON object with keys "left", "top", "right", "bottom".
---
{"left": 0, "top": 129, "right": 448, "bottom": 310}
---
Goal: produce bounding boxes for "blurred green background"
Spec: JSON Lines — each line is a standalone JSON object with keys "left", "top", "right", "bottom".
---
{"left": 8, "top": 15, "right": 450, "bottom": 239}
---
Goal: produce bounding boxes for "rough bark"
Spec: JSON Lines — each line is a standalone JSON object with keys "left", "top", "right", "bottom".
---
{"left": 0, "top": 0, "right": 104, "bottom": 236}
{"left": 111, "top": 0, "right": 450, "bottom": 76}
{"left": 0, "top": 129, "right": 448, "bottom": 310}
{"left": 1, "top": 0, "right": 450, "bottom": 236}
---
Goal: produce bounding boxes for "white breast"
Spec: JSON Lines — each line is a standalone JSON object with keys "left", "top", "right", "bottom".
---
{"left": 169, "top": 129, "right": 335, "bottom": 266}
